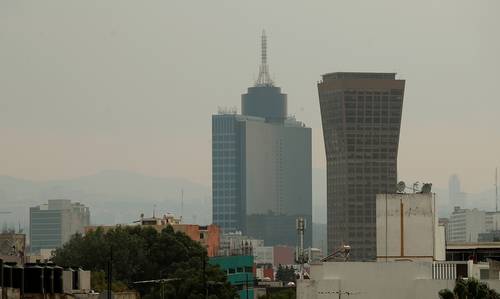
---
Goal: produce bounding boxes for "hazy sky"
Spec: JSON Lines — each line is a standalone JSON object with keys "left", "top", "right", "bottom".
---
{"left": 1, "top": 1, "right": 499, "bottom": 193}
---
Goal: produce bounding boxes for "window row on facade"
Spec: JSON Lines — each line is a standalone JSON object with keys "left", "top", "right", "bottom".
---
{"left": 213, "top": 176, "right": 238, "bottom": 183}
{"left": 212, "top": 134, "right": 237, "bottom": 141}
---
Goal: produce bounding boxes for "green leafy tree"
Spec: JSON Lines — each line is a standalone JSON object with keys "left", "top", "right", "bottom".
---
{"left": 91, "top": 271, "right": 128, "bottom": 292}
{"left": 275, "top": 265, "right": 296, "bottom": 283}
{"left": 439, "top": 278, "right": 500, "bottom": 299}
{"left": 454, "top": 279, "right": 468, "bottom": 299}
{"left": 439, "top": 289, "right": 455, "bottom": 299}
{"left": 53, "top": 226, "right": 236, "bottom": 299}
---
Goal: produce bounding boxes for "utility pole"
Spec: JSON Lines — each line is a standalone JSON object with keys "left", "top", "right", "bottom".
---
{"left": 181, "top": 189, "right": 184, "bottom": 222}
{"left": 245, "top": 273, "right": 249, "bottom": 299}
{"left": 496, "top": 167, "right": 498, "bottom": 213}
{"left": 202, "top": 252, "right": 208, "bottom": 299}
{"left": 107, "top": 246, "right": 113, "bottom": 299}
{"left": 133, "top": 278, "right": 182, "bottom": 299}
{"left": 296, "top": 217, "right": 306, "bottom": 279}
{"left": 496, "top": 168, "right": 499, "bottom": 230}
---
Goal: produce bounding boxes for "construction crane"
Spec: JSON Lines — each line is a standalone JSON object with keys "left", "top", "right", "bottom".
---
{"left": 0, "top": 211, "right": 12, "bottom": 214}
{"left": 321, "top": 244, "right": 351, "bottom": 262}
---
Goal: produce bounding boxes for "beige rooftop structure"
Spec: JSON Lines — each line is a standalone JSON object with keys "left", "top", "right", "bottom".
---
{"left": 376, "top": 192, "right": 445, "bottom": 262}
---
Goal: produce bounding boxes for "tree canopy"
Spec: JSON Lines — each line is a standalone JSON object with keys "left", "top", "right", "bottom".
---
{"left": 52, "top": 225, "right": 236, "bottom": 299}
{"left": 275, "top": 265, "right": 296, "bottom": 283}
{"left": 439, "top": 278, "right": 500, "bottom": 299}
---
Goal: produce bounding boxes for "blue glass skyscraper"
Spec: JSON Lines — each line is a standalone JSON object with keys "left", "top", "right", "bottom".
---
{"left": 212, "top": 31, "right": 312, "bottom": 246}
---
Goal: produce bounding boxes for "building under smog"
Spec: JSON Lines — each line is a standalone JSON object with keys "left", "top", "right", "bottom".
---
{"left": 318, "top": 72, "right": 405, "bottom": 260}
{"left": 29, "top": 199, "right": 90, "bottom": 254}
{"left": 212, "top": 31, "right": 312, "bottom": 247}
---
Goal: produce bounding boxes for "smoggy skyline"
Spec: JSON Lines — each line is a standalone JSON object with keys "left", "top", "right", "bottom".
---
{"left": 1, "top": 1, "right": 499, "bottom": 193}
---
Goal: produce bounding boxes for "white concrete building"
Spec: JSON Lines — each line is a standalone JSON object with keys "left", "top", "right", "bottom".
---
{"left": 448, "top": 207, "right": 486, "bottom": 243}
{"left": 486, "top": 212, "right": 500, "bottom": 232}
{"left": 254, "top": 246, "right": 274, "bottom": 265}
{"left": 297, "top": 261, "right": 500, "bottom": 299}
{"left": 445, "top": 209, "right": 500, "bottom": 243}
{"left": 218, "top": 231, "right": 263, "bottom": 256}
{"left": 376, "top": 192, "right": 445, "bottom": 262}
{"left": 297, "top": 192, "right": 500, "bottom": 298}
{"left": 306, "top": 247, "right": 324, "bottom": 263}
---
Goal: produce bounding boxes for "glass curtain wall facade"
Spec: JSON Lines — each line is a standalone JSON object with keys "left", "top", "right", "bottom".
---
{"left": 29, "top": 200, "right": 90, "bottom": 253}
{"left": 29, "top": 208, "right": 63, "bottom": 252}
{"left": 212, "top": 114, "right": 244, "bottom": 233}
{"left": 212, "top": 113, "right": 312, "bottom": 246}
{"left": 212, "top": 32, "right": 311, "bottom": 247}
{"left": 318, "top": 72, "right": 405, "bottom": 260}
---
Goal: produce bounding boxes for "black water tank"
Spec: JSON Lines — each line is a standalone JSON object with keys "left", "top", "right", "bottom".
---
{"left": 24, "top": 264, "right": 44, "bottom": 293}
{"left": 12, "top": 265, "right": 24, "bottom": 294}
{"left": 2, "top": 264, "right": 12, "bottom": 288}
{"left": 72, "top": 267, "right": 81, "bottom": 290}
{"left": 0, "top": 258, "right": 3, "bottom": 287}
{"left": 53, "top": 266, "right": 63, "bottom": 293}
{"left": 43, "top": 266, "right": 54, "bottom": 293}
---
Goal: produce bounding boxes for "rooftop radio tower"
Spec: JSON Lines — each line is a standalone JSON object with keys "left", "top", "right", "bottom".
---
{"left": 296, "top": 217, "right": 306, "bottom": 279}
{"left": 255, "top": 30, "right": 274, "bottom": 87}
{"left": 496, "top": 167, "right": 498, "bottom": 213}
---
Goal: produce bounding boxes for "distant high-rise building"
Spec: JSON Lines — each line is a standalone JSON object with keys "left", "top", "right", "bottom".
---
{"left": 449, "top": 175, "right": 461, "bottom": 198}
{"left": 447, "top": 206, "right": 486, "bottom": 243}
{"left": 212, "top": 31, "right": 312, "bottom": 247}
{"left": 318, "top": 72, "right": 405, "bottom": 260}
{"left": 445, "top": 207, "right": 500, "bottom": 243}
{"left": 29, "top": 199, "right": 90, "bottom": 253}
{"left": 449, "top": 174, "right": 467, "bottom": 207}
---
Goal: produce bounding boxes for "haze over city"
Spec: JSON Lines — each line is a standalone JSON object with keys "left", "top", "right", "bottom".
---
{"left": 1, "top": 0, "right": 499, "bottom": 194}
{"left": 2, "top": 1, "right": 500, "bottom": 298}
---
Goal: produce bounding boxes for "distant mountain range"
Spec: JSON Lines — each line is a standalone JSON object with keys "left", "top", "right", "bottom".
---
{"left": 1, "top": 168, "right": 493, "bottom": 247}
{"left": 0, "top": 170, "right": 211, "bottom": 228}
{"left": 0, "top": 169, "right": 328, "bottom": 229}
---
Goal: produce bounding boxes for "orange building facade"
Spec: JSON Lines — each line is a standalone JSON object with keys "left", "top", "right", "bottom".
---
{"left": 85, "top": 214, "right": 220, "bottom": 257}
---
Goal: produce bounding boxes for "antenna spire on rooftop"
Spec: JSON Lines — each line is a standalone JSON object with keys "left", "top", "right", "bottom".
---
{"left": 255, "top": 30, "right": 274, "bottom": 87}
{"left": 496, "top": 167, "right": 498, "bottom": 213}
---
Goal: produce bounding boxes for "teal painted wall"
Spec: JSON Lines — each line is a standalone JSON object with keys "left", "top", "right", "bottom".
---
{"left": 209, "top": 255, "right": 255, "bottom": 299}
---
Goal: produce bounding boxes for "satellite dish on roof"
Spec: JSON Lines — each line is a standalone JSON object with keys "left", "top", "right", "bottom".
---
{"left": 421, "top": 183, "right": 432, "bottom": 193}
{"left": 397, "top": 181, "right": 406, "bottom": 193}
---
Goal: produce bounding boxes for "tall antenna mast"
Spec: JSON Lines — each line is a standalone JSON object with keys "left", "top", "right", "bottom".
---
{"left": 296, "top": 217, "right": 306, "bottom": 279}
{"left": 255, "top": 30, "right": 274, "bottom": 87}
{"left": 496, "top": 167, "right": 498, "bottom": 213}
{"left": 181, "top": 189, "right": 184, "bottom": 222}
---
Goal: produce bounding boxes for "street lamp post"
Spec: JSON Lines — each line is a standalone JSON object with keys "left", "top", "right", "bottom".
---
{"left": 133, "top": 278, "right": 182, "bottom": 299}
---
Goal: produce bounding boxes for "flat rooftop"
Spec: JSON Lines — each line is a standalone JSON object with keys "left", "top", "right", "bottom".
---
{"left": 322, "top": 72, "right": 397, "bottom": 81}
{"left": 447, "top": 242, "right": 500, "bottom": 250}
